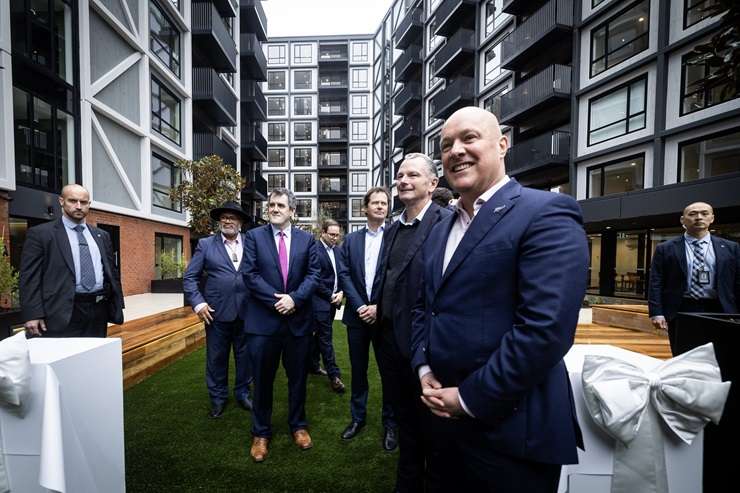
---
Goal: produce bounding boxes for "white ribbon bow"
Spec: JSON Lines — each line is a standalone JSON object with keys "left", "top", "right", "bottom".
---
{"left": 581, "top": 343, "right": 731, "bottom": 493}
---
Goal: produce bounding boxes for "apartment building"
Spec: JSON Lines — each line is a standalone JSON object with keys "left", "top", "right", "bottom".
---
{"left": 261, "top": 34, "right": 375, "bottom": 233}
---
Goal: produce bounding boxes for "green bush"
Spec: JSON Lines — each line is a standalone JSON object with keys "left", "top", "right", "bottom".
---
{"left": 159, "top": 250, "right": 186, "bottom": 280}
{"left": 0, "top": 239, "right": 18, "bottom": 306}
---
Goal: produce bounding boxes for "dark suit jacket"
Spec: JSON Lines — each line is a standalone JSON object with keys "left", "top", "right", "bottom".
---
{"left": 648, "top": 235, "right": 740, "bottom": 321}
{"left": 19, "top": 217, "right": 124, "bottom": 332}
{"left": 243, "top": 225, "right": 320, "bottom": 336}
{"left": 311, "top": 239, "right": 338, "bottom": 314}
{"left": 410, "top": 180, "right": 588, "bottom": 465}
{"left": 183, "top": 234, "right": 248, "bottom": 322}
{"left": 337, "top": 226, "right": 385, "bottom": 328}
{"left": 377, "top": 202, "right": 451, "bottom": 359}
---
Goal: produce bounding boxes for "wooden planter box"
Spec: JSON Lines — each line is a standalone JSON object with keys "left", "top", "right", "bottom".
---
{"left": 150, "top": 278, "right": 184, "bottom": 294}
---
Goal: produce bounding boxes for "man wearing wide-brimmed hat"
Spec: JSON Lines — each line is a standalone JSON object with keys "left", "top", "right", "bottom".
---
{"left": 184, "top": 201, "right": 253, "bottom": 418}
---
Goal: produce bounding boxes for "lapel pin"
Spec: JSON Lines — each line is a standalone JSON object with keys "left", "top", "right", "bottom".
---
{"left": 493, "top": 205, "right": 506, "bottom": 214}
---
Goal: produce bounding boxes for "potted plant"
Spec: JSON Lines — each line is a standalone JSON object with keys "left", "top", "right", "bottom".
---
{"left": 151, "top": 250, "right": 187, "bottom": 293}
{"left": 0, "top": 237, "right": 22, "bottom": 340}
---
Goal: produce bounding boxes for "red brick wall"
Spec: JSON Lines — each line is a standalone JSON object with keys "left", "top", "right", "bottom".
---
{"left": 0, "top": 191, "right": 10, "bottom": 248}
{"left": 87, "top": 210, "right": 191, "bottom": 296}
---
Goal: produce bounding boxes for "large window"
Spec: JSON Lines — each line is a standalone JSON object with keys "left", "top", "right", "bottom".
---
{"left": 154, "top": 233, "right": 183, "bottom": 279}
{"left": 294, "top": 148, "right": 312, "bottom": 167}
{"left": 294, "top": 173, "right": 313, "bottom": 192}
{"left": 484, "top": 0, "right": 506, "bottom": 38}
{"left": 267, "top": 45, "right": 286, "bottom": 64}
{"left": 320, "top": 176, "right": 347, "bottom": 193}
{"left": 352, "top": 94, "right": 368, "bottom": 115}
{"left": 320, "top": 200, "right": 348, "bottom": 220}
{"left": 681, "top": 51, "right": 738, "bottom": 115}
{"left": 267, "top": 96, "right": 286, "bottom": 116}
{"left": 320, "top": 126, "right": 346, "bottom": 140}
{"left": 351, "top": 68, "right": 369, "bottom": 89}
{"left": 267, "top": 173, "right": 286, "bottom": 191}
{"left": 293, "top": 44, "right": 312, "bottom": 63}
{"left": 267, "top": 70, "right": 286, "bottom": 90}
{"left": 267, "top": 123, "right": 286, "bottom": 142}
{"left": 684, "top": 0, "right": 720, "bottom": 28}
{"left": 294, "top": 122, "right": 312, "bottom": 141}
{"left": 352, "top": 42, "right": 369, "bottom": 62}
{"left": 587, "top": 155, "right": 644, "bottom": 198}
{"left": 588, "top": 76, "right": 646, "bottom": 145}
{"left": 151, "top": 78, "right": 181, "bottom": 144}
{"left": 351, "top": 121, "right": 368, "bottom": 140}
{"left": 152, "top": 153, "right": 181, "bottom": 211}
{"left": 350, "top": 173, "right": 367, "bottom": 193}
{"left": 294, "top": 70, "right": 312, "bottom": 89}
{"left": 267, "top": 148, "right": 286, "bottom": 167}
{"left": 679, "top": 129, "right": 740, "bottom": 182}
{"left": 590, "top": 0, "right": 650, "bottom": 77}
{"left": 351, "top": 147, "right": 367, "bottom": 167}
{"left": 294, "top": 96, "right": 312, "bottom": 116}
{"left": 483, "top": 41, "right": 503, "bottom": 86}
{"left": 351, "top": 198, "right": 363, "bottom": 217}
{"left": 296, "top": 199, "right": 312, "bottom": 218}
{"left": 150, "top": 0, "right": 180, "bottom": 76}
{"left": 321, "top": 152, "right": 346, "bottom": 167}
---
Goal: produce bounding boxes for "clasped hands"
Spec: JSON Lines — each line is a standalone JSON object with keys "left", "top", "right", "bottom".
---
{"left": 357, "top": 304, "right": 377, "bottom": 324}
{"left": 420, "top": 372, "right": 464, "bottom": 419}
{"left": 274, "top": 293, "right": 296, "bottom": 315}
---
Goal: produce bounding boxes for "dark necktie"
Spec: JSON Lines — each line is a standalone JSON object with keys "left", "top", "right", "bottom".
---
{"left": 74, "top": 225, "right": 96, "bottom": 291}
{"left": 688, "top": 239, "right": 707, "bottom": 300}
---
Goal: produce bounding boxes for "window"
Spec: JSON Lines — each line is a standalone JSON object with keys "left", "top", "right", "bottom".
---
{"left": 320, "top": 126, "right": 346, "bottom": 140}
{"left": 484, "top": 0, "right": 505, "bottom": 38}
{"left": 483, "top": 42, "right": 503, "bottom": 85}
{"left": 351, "top": 147, "right": 368, "bottom": 167}
{"left": 294, "top": 70, "right": 312, "bottom": 89}
{"left": 294, "top": 96, "right": 312, "bottom": 116}
{"left": 681, "top": 51, "right": 738, "bottom": 115}
{"left": 679, "top": 129, "right": 740, "bottom": 182}
{"left": 427, "top": 133, "right": 441, "bottom": 159}
{"left": 591, "top": 1, "right": 650, "bottom": 77}
{"left": 352, "top": 121, "right": 368, "bottom": 140}
{"left": 320, "top": 200, "right": 348, "bottom": 220}
{"left": 296, "top": 199, "right": 312, "bottom": 217}
{"left": 293, "top": 43, "right": 312, "bottom": 63}
{"left": 151, "top": 78, "right": 181, "bottom": 144}
{"left": 593, "top": 0, "right": 608, "bottom": 6}
{"left": 351, "top": 68, "right": 369, "bottom": 89}
{"left": 587, "top": 155, "right": 644, "bottom": 198}
{"left": 150, "top": 0, "right": 181, "bottom": 76}
{"left": 588, "top": 76, "right": 646, "bottom": 145}
{"left": 152, "top": 153, "right": 182, "bottom": 211}
{"left": 351, "top": 173, "right": 367, "bottom": 193}
{"left": 483, "top": 87, "right": 508, "bottom": 119}
{"left": 351, "top": 198, "right": 363, "bottom": 217}
{"left": 267, "top": 97, "right": 286, "bottom": 116}
{"left": 684, "top": 0, "right": 720, "bottom": 28}
{"left": 267, "top": 123, "right": 286, "bottom": 141}
{"left": 428, "top": 59, "right": 442, "bottom": 89}
{"left": 428, "top": 21, "right": 444, "bottom": 55}
{"left": 267, "top": 71, "right": 286, "bottom": 90}
{"left": 267, "top": 173, "right": 286, "bottom": 191}
{"left": 294, "top": 122, "right": 312, "bottom": 141}
{"left": 267, "top": 45, "right": 286, "bottom": 64}
{"left": 320, "top": 177, "right": 347, "bottom": 193}
{"left": 352, "top": 42, "right": 369, "bottom": 62}
{"left": 294, "top": 148, "right": 312, "bottom": 167}
{"left": 321, "top": 152, "right": 346, "bottom": 167}
{"left": 154, "top": 234, "right": 183, "bottom": 279}
{"left": 352, "top": 95, "right": 368, "bottom": 115}
{"left": 267, "top": 148, "right": 286, "bottom": 167}
{"left": 294, "top": 173, "right": 313, "bottom": 192}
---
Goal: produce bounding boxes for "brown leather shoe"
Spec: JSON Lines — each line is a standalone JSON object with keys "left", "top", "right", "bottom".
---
{"left": 293, "top": 429, "right": 313, "bottom": 450}
{"left": 250, "top": 437, "right": 269, "bottom": 462}
{"left": 330, "top": 376, "right": 346, "bottom": 394}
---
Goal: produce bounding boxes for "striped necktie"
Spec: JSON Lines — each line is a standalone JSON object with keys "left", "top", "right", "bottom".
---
{"left": 688, "top": 239, "right": 707, "bottom": 300}
{"left": 74, "top": 225, "right": 96, "bottom": 291}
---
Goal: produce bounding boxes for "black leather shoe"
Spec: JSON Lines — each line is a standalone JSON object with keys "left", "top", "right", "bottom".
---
{"left": 383, "top": 427, "right": 398, "bottom": 451}
{"left": 209, "top": 402, "right": 225, "bottom": 418}
{"left": 236, "top": 394, "right": 253, "bottom": 411}
{"left": 341, "top": 421, "right": 365, "bottom": 440}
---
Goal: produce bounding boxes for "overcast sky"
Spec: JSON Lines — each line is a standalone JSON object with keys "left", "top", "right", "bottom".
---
{"left": 263, "top": 0, "right": 394, "bottom": 37}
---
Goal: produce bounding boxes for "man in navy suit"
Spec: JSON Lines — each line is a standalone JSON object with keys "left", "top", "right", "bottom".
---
{"left": 309, "top": 219, "right": 346, "bottom": 393}
{"left": 243, "top": 188, "right": 321, "bottom": 462}
{"left": 336, "top": 187, "right": 397, "bottom": 445}
{"left": 411, "top": 107, "right": 588, "bottom": 492}
{"left": 183, "top": 201, "right": 252, "bottom": 419}
{"left": 649, "top": 201, "right": 740, "bottom": 352}
{"left": 377, "top": 154, "right": 451, "bottom": 491}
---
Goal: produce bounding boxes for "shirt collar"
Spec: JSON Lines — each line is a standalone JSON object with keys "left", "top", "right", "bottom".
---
{"left": 455, "top": 176, "right": 511, "bottom": 218}
{"left": 320, "top": 239, "right": 333, "bottom": 251}
{"left": 366, "top": 223, "right": 385, "bottom": 236}
{"left": 400, "top": 199, "right": 432, "bottom": 226}
{"left": 271, "top": 223, "right": 292, "bottom": 238}
{"left": 684, "top": 232, "right": 711, "bottom": 244}
{"left": 221, "top": 233, "right": 240, "bottom": 244}
{"left": 62, "top": 215, "right": 86, "bottom": 230}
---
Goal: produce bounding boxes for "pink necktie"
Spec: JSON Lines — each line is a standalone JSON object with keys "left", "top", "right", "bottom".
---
{"left": 278, "top": 231, "right": 288, "bottom": 291}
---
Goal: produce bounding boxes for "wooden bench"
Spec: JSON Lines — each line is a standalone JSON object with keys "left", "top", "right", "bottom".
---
{"left": 575, "top": 323, "right": 672, "bottom": 360}
{"left": 591, "top": 304, "right": 657, "bottom": 334}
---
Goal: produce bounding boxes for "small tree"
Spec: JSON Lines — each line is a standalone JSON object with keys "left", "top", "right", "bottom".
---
{"left": 169, "top": 155, "right": 246, "bottom": 235}
{"left": 159, "top": 250, "right": 186, "bottom": 280}
{"left": 0, "top": 238, "right": 19, "bottom": 309}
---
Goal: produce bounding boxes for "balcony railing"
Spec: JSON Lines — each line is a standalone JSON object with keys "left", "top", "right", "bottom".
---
{"left": 319, "top": 128, "right": 348, "bottom": 142}
{"left": 193, "top": 68, "right": 237, "bottom": 126}
{"left": 319, "top": 45, "right": 349, "bottom": 63}
{"left": 192, "top": 1, "right": 237, "bottom": 73}
{"left": 319, "top": 76, "right": 348, "bottom": 90}
{"left": 433, "top": 0, "right": 477, "bottom": 37}
{"left": 244, "top": 169, "right": 268, "bottom": 200}
{"left": 239, "top": 0, "right": 267, "bottom": 42}
{"left": 501, "top": 0, "right": 573, "bottom": 71}
{"left": 394, "top": 7, "right": 423, "bottom": 50}
{"left": 500, "top": 64, "right": 571, "bottom": 125}
{"left": 506, "top": 130, "right": 570, "bottom": 176}
{"left": 211, "top": 0, "right": 236, "bottom": 18}
{"left": 393, "top": 45, "right": 422, "bottom": 83}
{"left": 319, "top": 153, "right": 348, "bottom": 168}
{"left": 194, "top": 132, "right": 237, "bottom": 167}
{"left": 241, "top": 125, "right": 267, "bottom": 161}
{"left": 432, "top": 28, "right": 475, "bottom": 79}
{"left": 431, "top": 76, "right": 475, "bottom": 120}
{"left": 241, "top": 80, "right": 266, "bottom": 121}
{"left": 394, "top": 117, "right": 421, "bottom": 148}
{"left": 394, "top": 81, "right": 422, "bottom": 116}
{"left": 240, "top": 33, "right": 267, "bottom": 81}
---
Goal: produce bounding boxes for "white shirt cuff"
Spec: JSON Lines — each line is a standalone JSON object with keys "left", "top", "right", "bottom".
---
{"left": 193, "top": 302, "right": 208, "bottom": 314}
{"left": 417, "top": 365, "right": 432, "bottom": 380}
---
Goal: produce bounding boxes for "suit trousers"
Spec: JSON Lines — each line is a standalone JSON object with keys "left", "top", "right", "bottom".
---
{"left": 246, "top": 327, "right": 310, "bottom": 437}
{"left": 667, "top": 297, "right": 723, "bottom": 353}
{"left": 346, "top": 322, "right": 396, "bottom": 428}
{"left": 51, "top": 299, "right": 108, "bottom": 337}
{"left": 206, "top": 318, "right": 251, "bottom": 405}
{"left": 308, "top": 307, "right": 341, "bottom": 378}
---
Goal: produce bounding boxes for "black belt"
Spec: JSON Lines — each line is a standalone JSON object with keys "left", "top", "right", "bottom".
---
{"left": 74, "top": 291, "right": 108, "bottom": 303}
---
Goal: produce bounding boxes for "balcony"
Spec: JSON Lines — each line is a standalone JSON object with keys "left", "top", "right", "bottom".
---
{"left": 243, "top": 170, "right": 268, "bottom": 201}
{"left": 318, "top": 104, "right": 349, "bottom": 124}
{"left": 394, "top": 117, "right": 421, "bottom": 149}
{"left": 319, "top": 75, "right": 349, "bottom": 93}
{"left": 432, "top": 28, "right": 475, "bottom": 79}
{"left": 433, "top": 0, "right": 477, "bottom": 37}
{"left": 319, "top": 201, "right": 349, "bottom": 222}
{"left": 500, "top": 64, "right": 571, "bottom": 127}
{"left": 506, "top": 130, "right": 570, "bottom": 176}
{"left": 431, "top": 76, "right": 475, "bottom": 120}
{"left": 240, "top": 33, "right": 267, "bottom": 81}
{"left": 502, "top": 0, "right": 537, "bottom": 16}
{"left": 394, "top": 7, "right": 423, "bottom": 50}
{"left": 319, "top": 127, "right": 349, "bottom": 144}
{"left": 319, "top": 45, "right": 349, "bottom": 66}
{"left": 394, "top": 81, "right": 422, "bottom": 116}
{"left": 319, "top": 152, "right": 348, "bottom": 169}
{"left": 241, "top": 125, "right": 267, "bottom": 161}
{"left": 211, "top": 0, "right": 236, "bottom": 18}
{"left": 239, "top": 0, "right": 267, "bottom": 42}
{"left": 194, "top": 132, "right": 237, "bottom": 167}
{"left": 192, "top": 1, "right": 237, "bottom": 73}
{"left": 193, "top": 68, "right": 237, "bottom": 126}
{"left": 501, "top": 0, "right": 573, "bottom": 72}
{"left": 393, "top": 45, "right": 422, "bottom": 83}
{"left": 319, "top": 178, "right": 348, "bottom": 196}
{"left": 241, "top": 80, "right": 266, "bottom": 121}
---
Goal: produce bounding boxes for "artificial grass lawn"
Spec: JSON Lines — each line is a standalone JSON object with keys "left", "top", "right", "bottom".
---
{"left": 124, "top": 321, "right": 397, "bottom": 492}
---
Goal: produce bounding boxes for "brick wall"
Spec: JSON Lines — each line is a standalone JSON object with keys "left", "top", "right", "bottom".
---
{"left": 87, "top": 210, "right": 191, "bottom": 296}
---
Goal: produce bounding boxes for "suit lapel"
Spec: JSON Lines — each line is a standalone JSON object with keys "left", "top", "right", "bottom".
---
{"left": 213, "top": 234, "right": 236, "bottom": 271}
{"left": 674, "top": 237, "right": 688, "bottom": 278}
{"left": 88, "top": 225, "right": 111, "bottom": 280}
{"left": 54, "top": 219, "right": 75, "bottom": 274}
{"left": 287, "top": 229, "right": 302, "bottom": 284}
{"left": 357, "top": 228, "right": 367, "bottom": 283}
{"left": 396, "top": 203, "right": 441, "bottom": 275}
{"left": 711, "top": 236, "right": 728, "bottom": 274}
{"left": 263, "top": 225, "right": 281, "bottom": 270}
{"left": 431, "top": 214, "right": 456, "bottom": 295}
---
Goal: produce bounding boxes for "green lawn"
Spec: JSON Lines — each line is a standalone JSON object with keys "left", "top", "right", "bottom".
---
{"left": 124, "top": 322, "right": 397, "bottom": 492}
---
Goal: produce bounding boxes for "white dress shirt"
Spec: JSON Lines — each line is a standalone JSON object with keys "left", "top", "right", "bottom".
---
{"left": 193, "top": 233, "right": 243, "bottom": 314}
{"left": 398, "top": 199, "right": 432, "bottom": 226}
{"left": 683, "top": 232, "right": 717, "bottom": 299}
{"left": 321, "top": 239, "right": 338, "bottom": 293}
{"left": 363, "top": 223, "right": 385, "bottom": 300}
{"left": 271, "top": 223, "right": 292, "bottom": 261}
{"left": 61, "top": 215, "right": 104, "bottom": 293}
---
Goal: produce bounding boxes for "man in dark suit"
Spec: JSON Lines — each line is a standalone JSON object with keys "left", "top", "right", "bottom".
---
{"left": 308, "top": 219, "right": 345, "bottom": 393}
{"left": 183, "top": 201, "right": 253, "bottom": 419}
{"left": 411, "top": 107, "right": 588, "bottom": 492}
{"left": 20, "top": 184, "right": 124, "bottom": 338}
{"left": 649, "top": 201, "right": 740, "bottom": 352}
{"left": 376, "top": 154, "right": 451, "bottom": 491}
{"left": 336, "top": 186, "right": 397, "bottom": 445}
{"left": 243, "top": 188, "right": 320, "bottom": 462}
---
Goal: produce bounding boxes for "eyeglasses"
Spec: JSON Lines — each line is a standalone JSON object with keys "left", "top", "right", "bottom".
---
{"left": 220, "top": 216, "right": 240, "bottom": 223}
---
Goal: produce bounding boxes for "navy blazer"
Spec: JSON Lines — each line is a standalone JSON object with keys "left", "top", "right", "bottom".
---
{"left": 648, "top": 235, "right": 740, "bottom": 320}
{"left": 312, "top": 239, "right": 338, "bottom": 313}
{"left": 243, "top": 225, "right": 321, "bottom": 336}
{"left": 411, "top": 180, "right": 589, "bottom": 465}
{"left": 337, "top": 226, "right": 385, "bottom": 327}
{"left": 183, "top": 234, "right": 248, "bottom": 323}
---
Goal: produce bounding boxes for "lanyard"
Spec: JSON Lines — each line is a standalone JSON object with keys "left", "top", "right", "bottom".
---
{"left": 685, "top": 238, "right": 710, "bottom": 270}
{"left": 225, "top": 241, "right": 240, "bottom": 263}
